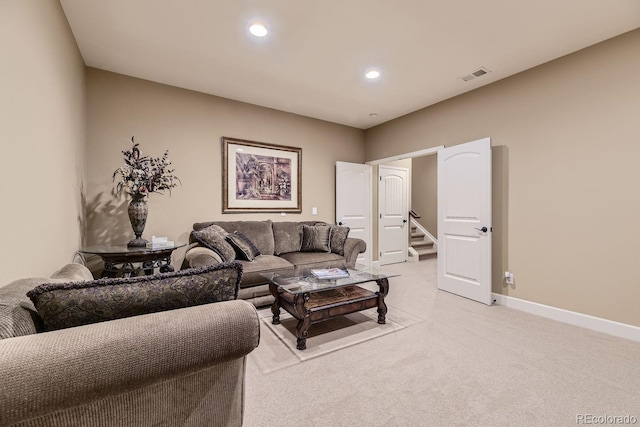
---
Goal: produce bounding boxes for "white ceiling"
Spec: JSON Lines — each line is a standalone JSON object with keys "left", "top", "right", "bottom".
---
{"left": 59, "top": 0, "right": 640, "bottom": 129}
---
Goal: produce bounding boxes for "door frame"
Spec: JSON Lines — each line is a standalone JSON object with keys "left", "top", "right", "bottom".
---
{"left": 366, "top": 145, "right": 443, "bottom": 266}
{"left": 367, "top": 141, "right": 493, "bottom": 306}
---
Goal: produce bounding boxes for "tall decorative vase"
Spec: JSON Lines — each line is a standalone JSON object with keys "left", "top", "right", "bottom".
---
{"left": 127, "top": 193, "right": 148, "bottom": 247}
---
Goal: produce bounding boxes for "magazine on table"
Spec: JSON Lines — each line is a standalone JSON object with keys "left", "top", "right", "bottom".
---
{"left": 310, "top": 268, "right": 349, "bottom": 279}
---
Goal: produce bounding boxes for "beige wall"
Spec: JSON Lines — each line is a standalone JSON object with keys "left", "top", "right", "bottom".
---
{"left": 3, "top": 1, "right": 638, "bottom": 329}
{"left": 86, "top": 69, "right": 365, "bottom": 266}
{"left": 0, "top": 0, "right": 86, "bottom": 285}
{"left": 366, "top": 29, "right": 640, "bottom": 326}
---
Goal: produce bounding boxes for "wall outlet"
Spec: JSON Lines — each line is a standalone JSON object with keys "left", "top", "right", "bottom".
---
{"left": 312, "top": 207, "right": 318, "bottom": 215}
{"left": 505, "top": 271, "right": 514, "bottom": 285}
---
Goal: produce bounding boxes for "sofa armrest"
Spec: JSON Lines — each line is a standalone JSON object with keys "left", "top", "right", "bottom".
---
{"left": 49, "top": 263, "right": 94, "bottom": 281}
{"left": 0, "top": 300, "right": 260, "bottom": 426}
{"left": 181, "top": 243, "right": 223, "bottom": 269}
{"left": 343, "top": 237, "right": 367, "bottom": 268}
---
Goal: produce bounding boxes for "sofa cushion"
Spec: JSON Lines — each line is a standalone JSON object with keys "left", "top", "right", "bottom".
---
{"left": 272, "top": 221, "right": 303, "bottom": 255}
{"left": 301, "top": 225, "right": 332, "bottom": 253}
{"left": 195, "top": 220, "right": 275, "bottom": 255}
{"left": 27, "top": 262, "right": 243, "bottom": 332}
{"left": 236, "top": 255, "right": 294, "bottom": 288}
{"left": 278, "top": 252, "right": 346, "bottom": 275}
{"left": 226, "top": 231, "right": 261, "bottom": 261}
{"left": 191, "top": 225, "right": 236, "bottom": 262}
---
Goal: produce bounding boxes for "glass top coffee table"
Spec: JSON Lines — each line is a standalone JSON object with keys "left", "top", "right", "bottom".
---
{"left": 261, "top": 265, "right": 399, "bottom": 350}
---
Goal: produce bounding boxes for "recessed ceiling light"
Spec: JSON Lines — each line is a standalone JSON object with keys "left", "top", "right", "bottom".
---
{"left": 249, "top": 23, "right": 268, "bottom": 37}
{"left": 369, "top": 113, "right": 378, "bottom": 118}
{"left": 365, "top": 69, "right": 381, "bottom": 79}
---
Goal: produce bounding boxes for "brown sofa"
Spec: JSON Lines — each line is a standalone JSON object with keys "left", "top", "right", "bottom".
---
{"left": 0, "top": 263, "right": 260, "bottom": 427}
{"left": 183, "top": 220, "right": 367, "bottom": 306}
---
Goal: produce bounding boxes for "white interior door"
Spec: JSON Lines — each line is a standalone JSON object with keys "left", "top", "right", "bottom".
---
{"left": 336, "top": 161, "right": 372, "bottom": 266}
{"left": 437, "top": 138, "right": 492, "bottom": 305}
{"left": 378, "top": 165, "right": 408, "bottom": 266}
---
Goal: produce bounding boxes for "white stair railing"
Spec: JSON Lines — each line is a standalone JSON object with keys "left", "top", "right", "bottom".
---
{"left": 410, "top": 218, "right": 437, "bottom": 249}
{"left": 407, "top": 218, "right": 437, "bottom": 262}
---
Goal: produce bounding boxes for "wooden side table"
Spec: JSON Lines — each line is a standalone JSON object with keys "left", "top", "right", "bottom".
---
{"left": 79, "top": 244, "right": 186, "bottom": 278}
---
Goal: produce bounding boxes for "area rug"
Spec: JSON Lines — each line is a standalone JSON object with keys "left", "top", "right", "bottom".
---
{"left": 250, "top": 306, "right": 423, "bottom": 374}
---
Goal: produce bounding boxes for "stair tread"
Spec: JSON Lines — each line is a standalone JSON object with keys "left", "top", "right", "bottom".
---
{"left": 412, "top": 242, "right": 434, "bottom": 249}
{"left": 417, "top": 248, "right": 438, "bottom": 256}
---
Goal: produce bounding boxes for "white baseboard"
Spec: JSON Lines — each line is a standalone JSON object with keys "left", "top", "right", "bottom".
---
{"left": 492, "top": 293, "right": 640, "bottom": 343}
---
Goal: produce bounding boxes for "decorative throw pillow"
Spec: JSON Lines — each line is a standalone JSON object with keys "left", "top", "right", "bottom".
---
{"left": 328, "top": 225, "right": 350, "bottom": 256}
{"left": 273, "top": 222, "right": 303, "bottom": 255}
{"left": 191, "top": 224, "right": 236, "bottom": 262}
{"left": 226, "top": 231, "right": 261, "bottom": 261}
{"left": 27, "top": 262, "right": 243, "bottom": 332}
{"left": 301, "top": 225, "right": 332, "bottom": 253}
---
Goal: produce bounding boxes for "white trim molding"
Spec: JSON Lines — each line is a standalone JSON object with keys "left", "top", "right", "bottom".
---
{"left": 366, "top": 145, "right": 444, "bottom": 165}
{"left": 407, "top": 247, "right": 420, "bottom": 263}
{"left": 492, "top": 293, "right": 640, "bottom": 342}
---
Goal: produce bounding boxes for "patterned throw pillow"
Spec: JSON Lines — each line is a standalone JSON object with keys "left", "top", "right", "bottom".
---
{"left": 191, "top": 224, "right": 236, "bottom": 262}
{"left": 314, "top": 223, "right": 350, "bottom": 255}
{"left": 329, "top": 225, "right": 350, "bottom": 256}
{"left": 225, "top": 231, "right": 261, "bottom": 261}
{"left": 301, "top": 225, "right": 332, "bottom": 253}
{"left": 27, "top": 262, "right": 243, "bottom": 332}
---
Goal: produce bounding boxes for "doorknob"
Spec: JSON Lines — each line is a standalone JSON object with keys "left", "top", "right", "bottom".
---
{"left": 475, "top": 227, "right": 488, "bottom": 232}
{"left": 403, "top": 219, "right": 407, "bottom": 223}
{"left": 338, "top": 222, "right": 343, "bottom": 226}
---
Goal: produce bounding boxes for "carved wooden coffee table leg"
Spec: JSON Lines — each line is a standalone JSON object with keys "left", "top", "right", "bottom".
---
{"left": 268, "top": 282, "right": 281, "bottom": 324}
{"left": 296, "top": 316, "right": 311, "bottom": 350}
{"left": 293, "top": 292, "right": 311, "bottom": 350}
{"left": 376, "top": 278, "right": 390, "bottom": 324}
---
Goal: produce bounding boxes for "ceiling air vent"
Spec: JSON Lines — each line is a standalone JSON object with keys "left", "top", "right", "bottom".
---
{"left": 459, "top": 67, "right": 491, "bottom": 82}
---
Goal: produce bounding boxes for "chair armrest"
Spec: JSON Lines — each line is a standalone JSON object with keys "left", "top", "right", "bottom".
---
{"left": 343, "top": 237, "right": 367, "bottom": 268}
{"left": 0, "top": 300, "right": 260, "bottom": 425}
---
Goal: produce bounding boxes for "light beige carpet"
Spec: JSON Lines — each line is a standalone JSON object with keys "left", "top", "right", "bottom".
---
{"left": 254, "top": 306, "right": 423, "bottom": 373}
{"left": 245, "top": 259, "right": 640, "bottom": 427}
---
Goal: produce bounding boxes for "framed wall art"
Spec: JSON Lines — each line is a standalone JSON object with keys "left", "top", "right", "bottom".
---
{"left": 222, "top": 137, "right": 302, "bottom": 213}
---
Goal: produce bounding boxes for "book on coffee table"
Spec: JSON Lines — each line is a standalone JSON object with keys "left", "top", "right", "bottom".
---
{"left": 310, "top": 268, "right": 349, "bottom": 279}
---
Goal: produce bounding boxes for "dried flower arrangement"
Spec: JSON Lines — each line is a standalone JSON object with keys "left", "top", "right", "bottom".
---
{"left": 113, "top": 136, "right": 180, "bottom": 197}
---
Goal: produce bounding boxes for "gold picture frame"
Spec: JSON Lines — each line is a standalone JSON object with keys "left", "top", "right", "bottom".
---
{"left": 222, "top": 137, "right": 302, "bottom": 213}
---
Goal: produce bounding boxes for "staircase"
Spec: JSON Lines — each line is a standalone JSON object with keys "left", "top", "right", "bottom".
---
{"left": 409, "top": 222, "right": 437, "bottom": 261}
